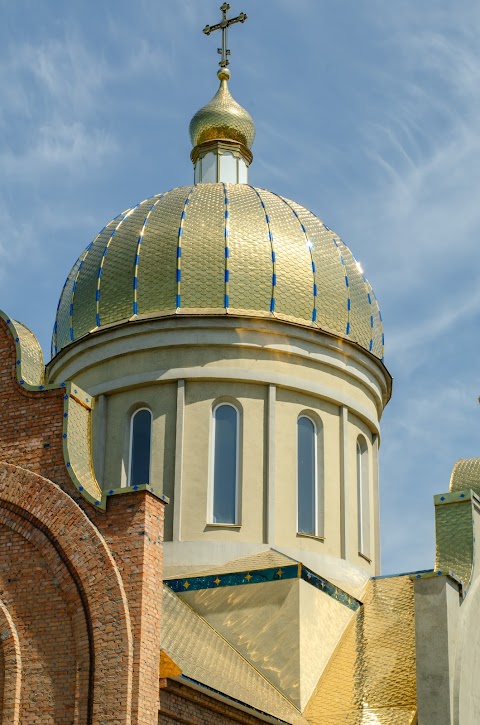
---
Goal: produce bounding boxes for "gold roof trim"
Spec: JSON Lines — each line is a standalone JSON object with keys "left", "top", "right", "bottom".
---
{"left": 12, "top": 319, "right": 45, "bottom": 387}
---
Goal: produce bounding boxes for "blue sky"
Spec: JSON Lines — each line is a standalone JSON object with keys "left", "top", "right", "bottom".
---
{"left": 1, "top": 0, "right": 479, "bottom": 573}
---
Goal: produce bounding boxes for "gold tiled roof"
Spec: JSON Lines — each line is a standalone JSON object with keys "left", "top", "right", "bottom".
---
{"left": 161, "top": 585, "right": 306, "bottom": 723}
{"left": 52, "top": 184, "right": 384, "bottom": 359}
{"left": 303, "top": 575, "right": 417, "bottom": 724}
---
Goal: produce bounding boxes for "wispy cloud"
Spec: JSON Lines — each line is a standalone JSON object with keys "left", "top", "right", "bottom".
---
{"left": 1, "top": 120, "right": 117, "bottom": 180}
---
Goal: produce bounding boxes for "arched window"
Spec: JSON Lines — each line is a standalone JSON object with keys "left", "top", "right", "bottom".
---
{"left": 129, "top": 408, "right": 152, "bottom": 486}
{"left": 357, "top": 436, "right": 370, "bottom": 558}
{"left": 211, "top": 403, "right": 239, "bottom": 524}
{"left": 297, "top": 416, "right": 323, "bottom": 536}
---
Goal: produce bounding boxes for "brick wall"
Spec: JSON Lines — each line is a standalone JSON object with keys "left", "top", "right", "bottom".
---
{"left": 159, "top": 679, "right": 271, "bottom": 725}
{"left": 0, "top": 315, "right": 166, "bottom": 725}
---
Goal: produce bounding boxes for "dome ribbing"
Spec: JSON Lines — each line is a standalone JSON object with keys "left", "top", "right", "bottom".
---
{"left": 52, "top": 183, "right": 383, "bottom": 359}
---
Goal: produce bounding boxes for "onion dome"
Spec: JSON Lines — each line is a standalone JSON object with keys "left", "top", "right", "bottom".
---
{"left": 52, "top": 183, "right": 384, "bottom": 360}
{"left": 189, "top": 68, "right": 255, "bottom": 150}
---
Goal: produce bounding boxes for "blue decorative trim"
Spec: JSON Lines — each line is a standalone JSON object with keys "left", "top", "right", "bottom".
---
{"left": 222, "top": 183, "right": 230, "bottom": 309}
{"left": 166, "top": 564, "right": 298, "bottom": 593}
{"left": 165, "top": 561, "right": 360, "bottom": 610}
{"left": 301, "top": 566, "right": 360, "bottom": 611}
{"left": 132, "top": 194, "right": 165, "bottom": 316}
{"left": 175, "top": 187, "right": 195, "bottom": 310}
{"left": 96, "top": 205, "right": 139, "bottom": 328}
{"left": 271, "top": 192, "right": 318, "bottom": 326}
{"left": 250, "top": 187, "right": 276, "bottom": 316}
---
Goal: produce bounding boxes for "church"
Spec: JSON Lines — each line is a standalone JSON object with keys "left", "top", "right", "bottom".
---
{"left": 1, "top": 5, "right": 479, "bottom": 724}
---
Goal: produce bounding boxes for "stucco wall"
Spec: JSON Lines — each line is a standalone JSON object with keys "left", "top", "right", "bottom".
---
{"left": 48, "top": 316, "right": 390, "bottom": 576}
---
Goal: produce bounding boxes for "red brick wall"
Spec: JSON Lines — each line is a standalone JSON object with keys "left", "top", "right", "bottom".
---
{"left": 0, "top": 317, "right": 82, "bottom": 504}
{"left": 159, "top": 679, "right": 271, "bottom": 725}
{"left": 93, "top": 492, "right": 164, "bottom": 723}
{"left": 0, "top": 645, "right": 4, "bottom": 720}
{"left": 0, "top": 521, "right": 78, "bottom": 723}
{"left": 0, "top": 314, "right": 166, "bottom": 725}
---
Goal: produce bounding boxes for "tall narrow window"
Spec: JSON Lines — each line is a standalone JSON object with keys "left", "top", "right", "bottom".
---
{"left": 357, "top": 436, "right": 370, "bottom": 558}
{"left": 212, "top": 403, "right": 239, "bottom": 524}
{"left": 129, "top": 408, "right": 152, "bottom": 486}
{"left": 297, "top": 416, "right": 317, "bottom": 535}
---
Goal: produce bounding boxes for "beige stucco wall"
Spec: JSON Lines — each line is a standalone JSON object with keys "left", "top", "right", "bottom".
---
{"left": 275, "top": 388, "right": 341, "bottom": 557}
{"left": 47, "top": 315, "right": 391, "bottom": 576}
{"left": 181, "top": 381, "right": 266, "bottom": 543}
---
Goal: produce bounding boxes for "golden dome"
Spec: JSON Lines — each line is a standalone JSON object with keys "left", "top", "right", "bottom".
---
{"left": 189, "top": 69, "right": 255, "bottom": 150}
{"left": 52, "top": 183, "right": 383, "bottom": 360}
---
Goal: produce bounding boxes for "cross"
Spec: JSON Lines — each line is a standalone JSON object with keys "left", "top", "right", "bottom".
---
{"left": 203, "top": 3, "right": 248, "bottom": 69}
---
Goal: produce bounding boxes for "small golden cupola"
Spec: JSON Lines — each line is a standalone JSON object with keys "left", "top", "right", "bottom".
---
{"left": 189, "top": 3, "right": 254, "bottom": 183}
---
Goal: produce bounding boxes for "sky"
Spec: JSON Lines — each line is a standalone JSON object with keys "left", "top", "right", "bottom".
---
{"left": 1, "top": 0, "right": 479, "bottom": 574}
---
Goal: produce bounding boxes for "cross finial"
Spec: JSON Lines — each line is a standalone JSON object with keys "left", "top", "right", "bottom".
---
{"left": 203, "top": 3, "right": 248, "bottom": 70}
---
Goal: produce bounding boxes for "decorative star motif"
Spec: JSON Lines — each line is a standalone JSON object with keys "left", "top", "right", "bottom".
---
{"left": 183, "top": 581, "right": 190, "bottom": 589}
{"left": 277, "top": 568, "right": 283, "bottom": 578}
{"left": 245, "top": 573, "right": 252, "bottom": 582}
{"left": 214, "top": 577, "right": 221, "bottom": 586}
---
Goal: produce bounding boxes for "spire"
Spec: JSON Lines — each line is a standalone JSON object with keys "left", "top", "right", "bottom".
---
{"left": 189, "top": 3, "right": 254, "bottom": 184}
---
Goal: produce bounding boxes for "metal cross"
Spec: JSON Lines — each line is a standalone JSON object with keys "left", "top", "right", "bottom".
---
{"left": 203, "top": 3, "right": 248, "bottom": 69}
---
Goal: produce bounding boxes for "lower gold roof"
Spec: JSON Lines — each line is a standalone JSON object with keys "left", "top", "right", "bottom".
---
{"left": 160, "top": 551, "right": 417, "bottom": 724}
{"left": 52, "top": 183, "right": 384, "bottom": 359}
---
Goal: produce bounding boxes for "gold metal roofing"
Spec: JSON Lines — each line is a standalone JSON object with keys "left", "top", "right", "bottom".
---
{"left": 161, "top": 585, "right": 305, "bottom": 723}
{"left": 304, "top": 575, "right": 417, "bottom": 724}
{"left": 53, "top": 183, "right": 384, "bottom": 359}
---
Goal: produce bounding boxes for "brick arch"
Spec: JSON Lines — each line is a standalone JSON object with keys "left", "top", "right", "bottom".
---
{"left": 0, "top": 506, "right": 90, "bottom": 723}
{"left": 0, "top": 598, "right": 21, "bottom": 725}
{"left": 0, "top": 462, "right": 134, "bottom": 725}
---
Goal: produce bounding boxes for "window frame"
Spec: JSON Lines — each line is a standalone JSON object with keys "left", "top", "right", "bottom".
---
{"left": 297, "top": 414, "right": 324, "bottom": 538}
{"left": 128, "top": 406, "right": 153, "bottom": 487}
{"left": 356, "top": 435, "right": 370, "bottom": 559}
{"left": 208, "top": 401, "right": 241, "bottom": 526}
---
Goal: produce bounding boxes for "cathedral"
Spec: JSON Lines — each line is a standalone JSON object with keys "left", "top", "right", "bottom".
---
{"left": 1, "top": 5, "right": 480, "bottom": 724}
